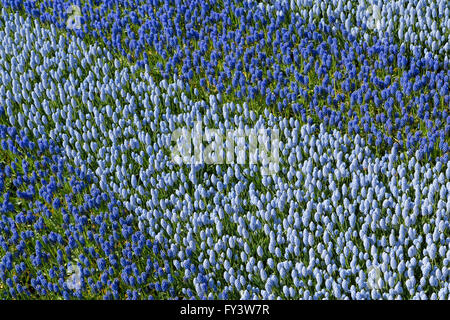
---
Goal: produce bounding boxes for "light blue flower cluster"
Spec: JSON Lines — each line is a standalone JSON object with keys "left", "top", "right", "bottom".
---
{"left": 0, "top": 10, "right": 448, "bottom": 300}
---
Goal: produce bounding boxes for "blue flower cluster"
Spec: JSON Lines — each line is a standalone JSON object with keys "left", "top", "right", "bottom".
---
{"left": 0, "top": 124, "right": 187, "bottom": 299}
{"left": 0, "top": 4, "right": 448, "bottom": 300}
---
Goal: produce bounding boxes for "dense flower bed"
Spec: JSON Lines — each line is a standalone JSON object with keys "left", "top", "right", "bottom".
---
{"left": 2, "top": 0, "right": 449, "bottom": 161}
{"left": 0, "top": 2, "right": 448, "bottom": 300}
